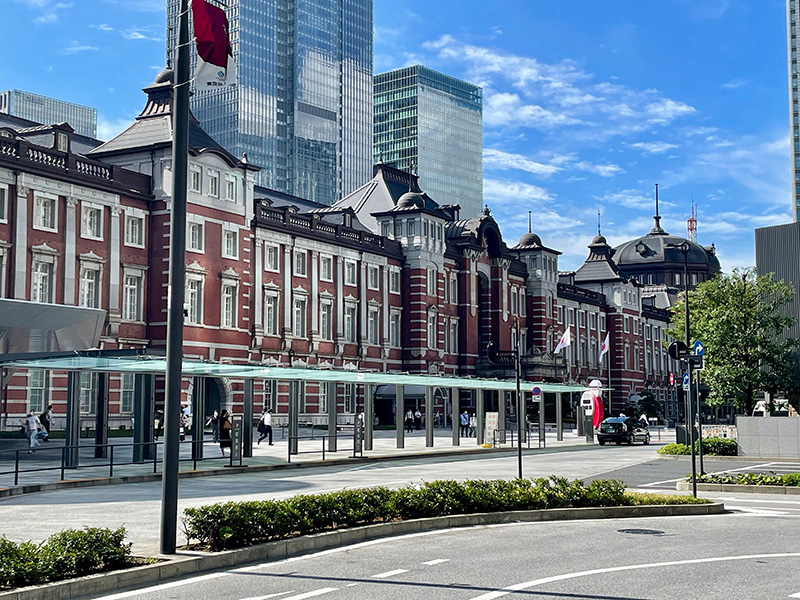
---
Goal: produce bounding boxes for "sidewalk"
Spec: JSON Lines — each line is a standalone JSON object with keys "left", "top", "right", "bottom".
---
{"left": 1, "top": 426, "right": 660, "bottom": 495}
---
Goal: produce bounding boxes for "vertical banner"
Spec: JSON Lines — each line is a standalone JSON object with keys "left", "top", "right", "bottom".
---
{"left": 192, "top": 0, "right": 236, "bottom": 87}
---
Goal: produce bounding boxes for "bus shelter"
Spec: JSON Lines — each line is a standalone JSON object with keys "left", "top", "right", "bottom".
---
{"left": 1, "top": 351, "right": 588, "bottom": 465}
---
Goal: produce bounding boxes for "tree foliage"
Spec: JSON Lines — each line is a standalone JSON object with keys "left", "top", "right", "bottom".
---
{"left": 667, "top": 268, "right": 799, "bottom": 414}
{"left": 637, "top": 390, "right": 661, "bottom": 418}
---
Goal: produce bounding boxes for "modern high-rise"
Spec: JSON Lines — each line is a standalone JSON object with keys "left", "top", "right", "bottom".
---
{"left": 166, "top": 0, "right": 374, "bottom": 206}
{"left": 0, "top": 89, "right": 97, "bottom": 138}
{"left": 789, "top": 0, "right": 800, "bottom": 219}
{"left": 373, "top": 65, "right": 483, "bottom": 218}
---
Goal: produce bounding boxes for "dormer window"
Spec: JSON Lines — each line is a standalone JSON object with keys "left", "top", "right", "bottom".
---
{"left": 57, "top": 132, "right": 68, "bottom": 152}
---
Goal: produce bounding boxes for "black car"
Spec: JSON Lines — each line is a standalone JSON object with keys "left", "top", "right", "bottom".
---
{"left": 596, "top": 417, "right": 650, "bottom": 446}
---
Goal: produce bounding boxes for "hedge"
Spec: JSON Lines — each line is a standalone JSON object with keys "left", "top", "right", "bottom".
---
{"left": 0, "top": 527, "right": 132, "bottom": 589}
{"left": 657, "top": 437, "right": 737, "bottom": 456}
{"left": 694, "top": 472, "right": 800, "bottom": 487}
{"left": 182, "top": 476, "right": 709, "bottom": 551}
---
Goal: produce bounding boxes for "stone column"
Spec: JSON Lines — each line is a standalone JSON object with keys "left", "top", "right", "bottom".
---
{"left": 311, "top": 251, "right": 319, "bottom": 350}
{"left": 283, "top": 246, "right": 292, "bottom": 345}
{"left": 109, "top": 207, "right": 121, "bottom": 311}
{"left": 253, "top": 240, "right": 264, "bottom": 343}
{"left": 12, "top": 186, "right": 28, "bottom": 299}
{"left": 63, "top": 198, "right": 78, "bottom": 304}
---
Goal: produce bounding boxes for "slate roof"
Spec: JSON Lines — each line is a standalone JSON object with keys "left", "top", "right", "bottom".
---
{"left": 574, "top": 234, "right": 628, "bottom": 284}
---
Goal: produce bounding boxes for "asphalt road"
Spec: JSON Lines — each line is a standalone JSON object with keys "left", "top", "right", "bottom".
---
{"left": 83, "top": 512, "right": 800, "bottom": 600}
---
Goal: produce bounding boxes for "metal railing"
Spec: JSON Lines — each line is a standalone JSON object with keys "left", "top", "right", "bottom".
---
{"left": 491, "top": 428, "right": 544, "bottom": 450}
{"left": 287, "top": 426, "right": 363, "bottom": 463}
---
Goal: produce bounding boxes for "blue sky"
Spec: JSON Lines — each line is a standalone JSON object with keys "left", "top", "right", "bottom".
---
{"left": 3, "top": 0, "right": 791, "bottom": 272}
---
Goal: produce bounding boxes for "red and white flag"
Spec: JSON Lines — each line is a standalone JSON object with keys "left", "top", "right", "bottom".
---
{"left": 599, "top": 332, "right": 610, "bottom": 361}
{"left": 192, "top": 0, "right": 236, "bottom": 87}
{"left": 554, "top": 325, "right": 572, "bottom": 354}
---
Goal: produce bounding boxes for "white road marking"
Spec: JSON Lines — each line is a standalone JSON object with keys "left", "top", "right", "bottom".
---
{"left": 788, "top": 592, "right": 800, "bottom": 598}
{"left": 468, "top": 552, "right": 800, "bottom": 600}
{"left": 725, "top": 506, "right": 789, "bottom": 516}
{"left": 346, "top": 583, "right": 359, "bottom": 587}
{"left": 372, "top": 568, "right": 408, "bottom": 578}
{"left": 239, "top": 593, "right": 295, "bottom": 600}
{"left": 90, "top": 573, "right": 226, "bottom": 599}
{"left": 281, "top": 589, "right": 338, "bottom": 600}
{"left": 422, "top": 559, "right": 450, "bottom": 565}
{"left": 713, "top": 497, "right": 800, "bottom": 506}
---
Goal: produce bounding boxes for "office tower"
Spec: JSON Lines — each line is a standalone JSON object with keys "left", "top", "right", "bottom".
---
{"left": 374, "top": 65, "right": 483, "bottom": 218}
{"left": 166, "top": 0, "right": 374, "bottom": 206}
{"left": 0, "top": 89, "right": 97, "bottom": 138}
{"left": 789, "top": 0, "right": 800, "bottom": 219}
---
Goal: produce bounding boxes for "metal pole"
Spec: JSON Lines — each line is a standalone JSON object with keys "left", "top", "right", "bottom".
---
{"left": 364, "top": 383, "right": 374, "bottom": 451}
{"left": 515, "top": 328, "right": 523, "bottom": 479}
{"left": 556, "top": 392, "right": 563, "bottom": 441}
{"left": 243, "top": 379, "right": 254, "bottom": 458}
{"left": 683, "top": 245, "right": 697, "bottom": 498}
{"left": 451, "top": 388, "right": 460, "bottom": 446}
{"left": 160, "top": 0, "right": 189, "bottom": 555}
{"left": 425, "top": 386, "right": 434, "bottom": 447}
{"left": 696, "top": 370, "right": 704, "bottom": 475}
{"left": 395, "top": 384, "right": 404, "bottom": 448}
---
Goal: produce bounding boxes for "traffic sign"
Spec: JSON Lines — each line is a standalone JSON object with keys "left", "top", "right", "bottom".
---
{"left": 669, "top": 372, "right": 674, "bottom": 386}
{"left": 668, "top": 341, "right": 689, "bottom": 360}
{"left": 693, "top": 340, "right": 704, "bottom": 356}
{"left": 531, "top": 386, "right": 542, "bottom": 396}
{"left": 682, "top": 372, "right": 690, "bottom": 391}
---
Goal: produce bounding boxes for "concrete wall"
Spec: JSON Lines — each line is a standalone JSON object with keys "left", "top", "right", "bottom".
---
{"left": 736, "top": 416, "right": 800, "bottom": 458}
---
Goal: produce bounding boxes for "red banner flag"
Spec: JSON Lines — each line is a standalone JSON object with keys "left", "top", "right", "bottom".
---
{"left": 192, "top": 0, "right": 235, "bottom": 87}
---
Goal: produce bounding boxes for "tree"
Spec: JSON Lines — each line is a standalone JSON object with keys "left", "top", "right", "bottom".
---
{"left": 637, "top": 390, "right": 661, "bottom": 419}
{"left": 667, "top": 268, "right": 799, "bottom": 414}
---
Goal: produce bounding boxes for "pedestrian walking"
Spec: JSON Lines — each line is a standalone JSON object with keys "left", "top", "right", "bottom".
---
{"left": 469, "top": 413, "right": 477, "bottom": 437}
{"left": 257, "top": 408, "right": 273, "bottom": 445}
{"left": 40, "top": 405, "right": 53, "bottom": 440}
{"left": 24, "top": 411, "right": 42, "bottom": 453}
{"left": 219, "top": 409, "right": 232, "bottom": 457}
{"left": 205, "top": 410, "right": 219, "bottom": 443}
{"left": 414, "top": 409, "right": 422, "bottom": 431}
{"left": 459, "top": 410, "right": 469, "bottom": 437}
{"left": 154, "top": 410, "right": 164, "bottom": 441}
{"left": 405, "top": 409, "right": 414, "bottom": 433}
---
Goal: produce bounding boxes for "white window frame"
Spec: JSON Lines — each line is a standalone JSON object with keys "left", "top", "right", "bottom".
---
{"left": 57, "top": 132, "right": 69, "bottom": 152}
{"left": 189, "top": 166, "right": 202, "bottom": 192}
{"left": 224, "top": 176, "right": 236, "bottom": 201}
{"left": 187, "top": 221, "right": 204, "bottom": 253}
{"left": 344, "top": 260, "right": 357, "bottom": 286}
{"left": 81, "top": 203, "right": 103, "bottom": 240}
{"left": 511, "top": 288, "right": 518, "bottom": 314}
{"left": 427, "top": 311, "right": 437, "bottom": 349}
{"left": 124, "top": 211, "right": 145, "bottom": 247}
{"left": 122, "top": 267, "right": 145, "bottom": 321}
{"left": 344, "top": 303, "right": 357, "bottom": 342}
{"left": 264, "top": 293, "right": 279, "bottom": 336}
{"left": 33, "top": 193, "right": 57, "bottom": 232}
{"left": 265, "top": 244, "right": 280, "bottom": 272}
{"left": 222, "top": 228, "right": 239, "bottom": 259}
{"left": 0, "top": 184, "right": 8, "bottom": 223}
{"left": 320, "top": 255, "right": 333, "bottom": 282}
{"left": 121, "top": 373, "right": 135, "bottom": 413}
{"left": 294, "top": 250, "right": 308, "bottom": 277}
{"left": 427, "top": 269, "right": 437, "bottom": 296}
{"left": 319, "top": 383, "right": 328, "bottom": 413}
{"left": 320, "top": 301, "right": 333, "bottom": 340}
{"left": 263, "top": 380, "right": 275, "bottom": 411}
{"left": 79, "top": 263, "right": 101, "bottom": 308}
{"left": 368, "top": 307, "right": 380, "bottom": 345}
{"left": 390, "top": 311, "right": 401, "bottom": 347}
{"left": 449, "top": 321, "right": 458, "bottom": 354}
{"left": 28, "top": 369, "right": 48, "bottom": 413}
{"left": 294, "top": 295, "right": 307, "bottom": 337}
{"left": 31, "top": 259, "right": 54, "bottom": 303}
{"left": 389, "top": 269, "right": 400, "bottom": 294}
{"left": 80, "top": 371, "right": 95, "bottom": 414}
{"left": 367, "top": 265, "right": 380, "bottom": 290}
{"left": 449, "top": 275, "right": 457, "bottom": 304}
{"left": 221, "top": 281, "right": 237, "bottom": 329}
{"left": 208, "top": 170, "right": 220, "bottom": 198}
{"left": 185, "top": 276, "right": 204, "bottom": 324}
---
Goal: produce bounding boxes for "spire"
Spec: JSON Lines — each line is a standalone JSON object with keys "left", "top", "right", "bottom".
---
{"left": 597, "top": 209, "right": 601, "bottom": 236}
{"left": 528, "top": 210, "right": 532, "bottom": 233}
{"left": 649, "top": 183, "right": 667, "bottom": 235}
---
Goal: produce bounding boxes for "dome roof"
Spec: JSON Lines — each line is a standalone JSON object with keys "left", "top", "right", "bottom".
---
{"left": 591, "top": 233, "right": 607, "bottom": 245}
{"left": 517, "top": 232, "right": 542, "bottom": 247}
{"left": 396, "top": 191, "right": 425, "bottom": 209}
{"left": 154, "top": 67, "right": 174, "bottom": 84}
{"left": 613, "top": 233, "right": 720, "bottom": 271}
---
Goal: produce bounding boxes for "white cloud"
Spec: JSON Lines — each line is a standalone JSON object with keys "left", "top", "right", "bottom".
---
{"left": 483, "top": 148, "right": 561, "bottom": 177}
{"left": 91, "top": 23, "right": 115, "bottom": 31}
{"left": 96, "top": 116, "right": 134, "bottom": 141}
{"left": 62, "top": 41, "right": 99, "bottom": 54}
{"left": 121, "top": 26, "right": 161, "bottom": 41}
{"left": 574, "top": 161, "right": 624, "bottom": 177}
{"left": 595, "top": 189, "right": 652, "bottom": 210}
{"left": 484, "top": 178, "right": 553, "bottom": 203}
{"left": 484, "top": 92, "right": 580, "bottom": 129}
{"left": 630, "top": 141, "right": 679, "bottom": 154}
{"left": 721, "top": 78, "right": 749, "bottom": 90}
{"left": 644, "top": 98, "right": 697, "bottom": 123}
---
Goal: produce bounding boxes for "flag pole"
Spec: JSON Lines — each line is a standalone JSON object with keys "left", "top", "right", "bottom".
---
{"left": 160, "top": 0, "right": 190, "bottom": 555}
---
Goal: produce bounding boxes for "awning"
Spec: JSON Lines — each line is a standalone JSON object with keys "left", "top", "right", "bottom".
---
{"left": 0, "top": 299, "right": 105, "bottom": 354}
{"left": 0, "top": 353, "right": 589, "bottom": 394}
{"left": 373, "top": 385, "right": 449, "bottom": 399}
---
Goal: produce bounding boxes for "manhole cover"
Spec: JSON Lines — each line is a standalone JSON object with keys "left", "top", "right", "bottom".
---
{"left": 617, "top": 528, "right": 665, "bottom": 535}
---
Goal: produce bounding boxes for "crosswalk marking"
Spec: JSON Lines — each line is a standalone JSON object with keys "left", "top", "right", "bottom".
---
{"left": 281, "top": 588, "right": 338, "bottom": 600}
{"left": 372, "top": 568, "right": 409, "bottom": 578}
{"left": 422, "top": 559, "right": 450, "bottom": 565}
{"left": 89, "top": 573, "right": 227, "bottom": 600}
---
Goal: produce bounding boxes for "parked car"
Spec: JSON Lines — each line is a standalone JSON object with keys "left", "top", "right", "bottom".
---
{"left": 596, "top": 417, "right": 650, "bottom": 446}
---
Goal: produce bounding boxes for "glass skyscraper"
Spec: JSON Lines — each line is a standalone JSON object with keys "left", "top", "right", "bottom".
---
{"left": 374, "top": 65, "right": 483, "bottom": 218}
{"left": 789, "top": 0, "right": 800, "bottom": 219}
{"left": 167, "top": 0, "right": 373, "bottom": 205}
{"left": 0, "top": 89, "right": 97, "bottom": 138}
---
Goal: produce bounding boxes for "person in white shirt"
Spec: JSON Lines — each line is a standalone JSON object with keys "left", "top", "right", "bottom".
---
{"left": 24, "top": 411, "right": 42, "bottom": 453}
{"left": 257, "top": 408, "right": 273, "bottom": 445}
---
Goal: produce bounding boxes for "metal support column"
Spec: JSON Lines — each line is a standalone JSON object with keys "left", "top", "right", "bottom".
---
{"left": 64, "top": 371, "right": 81, "bottom": 468}
{"left": 556, "top": 392, "right": 563, "bottom": 441}
{"left": 451, "top": 388, "right": 460, "bottom": 446}
{"left": 538, "top": 393, "right": 546, "bottom": 446}
{"left": 327, "top": 382, "right": 338, "bottom": 452}
{"left": 190, "top": 377, "right": 205, "bottom": 461}
{"left": 476, "top": 390, "right": 485, "bottom": 445}
{"left": 364, "top": 384, "right": 374, "bottom": 451}
{"left": 425, "top": 386, "right": 434, "bottom": 447}
{"left": 498, "top": 389, "right": 506, "bottom": 444}
{"left": 94, "top": 372, "right": 109, "bottom": 459}
{"left": 395, "top": 384, "right": 404, "bottom": 448}
{"left": 289, "top": 380, "right": 299, "bottom": 455}
{"left": 243, "top": 379, "right": 254, "bottom": 458}
{"left": 133, "top": 374, "right": 154, "bottom": 462}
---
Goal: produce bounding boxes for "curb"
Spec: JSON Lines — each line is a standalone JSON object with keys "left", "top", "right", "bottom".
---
{"left": 657, "top": 454, "right": 793, "bottom": 462}
{"left": 0, "top": 502, "right": 724, "bottom": 600}
{"left": 676, "top": 481, "right": 800, "bottom": 495}
{"left": 0, "top": 443, "right": 606, "bottom": 499}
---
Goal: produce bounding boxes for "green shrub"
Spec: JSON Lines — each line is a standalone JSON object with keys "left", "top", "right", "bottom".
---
{"left": 626, "top": 492, "right": 711, "bottom": 505}
{"left": 694, "top": 471, "right": 800, "bottom": 486}
{"left": 181, "top": 477, "right": 698, "bottom": 551}
{"left": 658, "top": 443, "right": 690, "bottom": 455}
{"left": 697, "top": 437, "right": 737, "bottom": 456}
{"left": 0, "top": 527, "right": 131, "bottom": 589}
